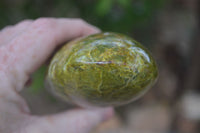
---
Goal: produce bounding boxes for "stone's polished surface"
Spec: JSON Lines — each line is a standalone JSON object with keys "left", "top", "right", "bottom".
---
{"left": 46, "top": 32, "right": 158, "bottom": 107}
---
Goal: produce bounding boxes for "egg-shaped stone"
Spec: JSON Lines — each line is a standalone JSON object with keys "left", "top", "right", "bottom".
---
{"left": 46, "top": 32, "right": 158, "bottom": 107}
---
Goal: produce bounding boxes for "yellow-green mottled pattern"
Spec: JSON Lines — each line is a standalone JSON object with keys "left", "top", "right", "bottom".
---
{"left": 46, "top": 32, "right": 158, "bottom": 107}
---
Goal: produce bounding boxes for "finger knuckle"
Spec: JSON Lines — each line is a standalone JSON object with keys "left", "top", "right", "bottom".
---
{"left": 33, "top": 18, "right": 56, "bottom": 30}
{"left": 19, "top": 20, "right": 33, "bottom": 25}
{"left": 74, "top": 18, "right": 87, "bottom": 25}
{"left": 1, "top": 26, "right": 13, "bottom": 32}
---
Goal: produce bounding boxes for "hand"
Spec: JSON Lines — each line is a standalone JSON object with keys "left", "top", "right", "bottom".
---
{"left": 0, "top": 18, "right": 114, "bottom": 133}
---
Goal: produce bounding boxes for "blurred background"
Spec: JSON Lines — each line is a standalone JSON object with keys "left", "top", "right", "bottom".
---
{"left": 1, "top": 0, "right": 200, "bottom": 133}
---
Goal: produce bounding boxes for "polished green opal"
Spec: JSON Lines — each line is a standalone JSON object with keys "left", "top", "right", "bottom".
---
{"left": 46, "top": 32, "right": 158, "bottom": 107}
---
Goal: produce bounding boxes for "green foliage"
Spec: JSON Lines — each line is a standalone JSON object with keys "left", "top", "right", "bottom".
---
{"left": 0, "top": 0, "right": 166, "bottom": 31}
{"left": 117, "top": 0, "right": 131, "bottom": 7}
{"left": 95, "top": 0, "right": 114, "bottom": 16}
{"left": 28, "top": 65, "right": 47, "bottom": 93}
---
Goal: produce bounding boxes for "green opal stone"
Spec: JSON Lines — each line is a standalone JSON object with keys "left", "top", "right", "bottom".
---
{"left": 46, "top": 32, "right": 158, "bottom": 107}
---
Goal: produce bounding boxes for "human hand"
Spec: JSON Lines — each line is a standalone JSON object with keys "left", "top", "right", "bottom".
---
{"left": 0, "top": 18, "right": 114, "bottom": 133}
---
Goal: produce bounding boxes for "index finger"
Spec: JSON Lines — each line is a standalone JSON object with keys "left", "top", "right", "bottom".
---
{"left": 2, "top": 18, "right": 100, "bottom": 91}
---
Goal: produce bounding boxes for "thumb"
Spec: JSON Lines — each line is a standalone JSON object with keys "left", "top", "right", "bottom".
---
{"left": 28, "top": 107, "right": 114, "bottom": 133}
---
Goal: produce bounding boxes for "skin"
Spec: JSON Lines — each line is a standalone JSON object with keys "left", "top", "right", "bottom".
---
{"left": 0, "top": 18, "right": 114, "bottom": 133}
